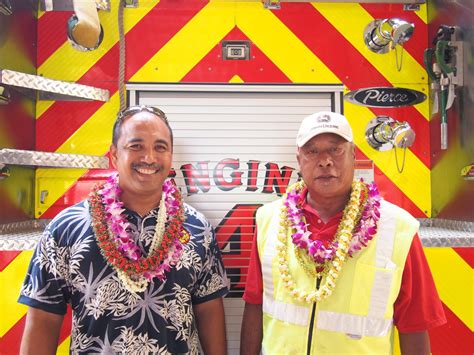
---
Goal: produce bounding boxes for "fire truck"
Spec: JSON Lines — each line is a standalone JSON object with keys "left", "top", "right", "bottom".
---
{"left": 0, "top": 0, "right": 472, "bottom": 354}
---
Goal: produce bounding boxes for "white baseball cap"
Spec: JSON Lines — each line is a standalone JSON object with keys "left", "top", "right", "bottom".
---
{"left": 296, "top": 111, "right": 353, "bottom": 147}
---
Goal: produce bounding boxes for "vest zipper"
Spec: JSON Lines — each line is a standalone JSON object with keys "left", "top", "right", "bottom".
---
{"left": 306, "top": 276, "right": 322, "bottom": 355}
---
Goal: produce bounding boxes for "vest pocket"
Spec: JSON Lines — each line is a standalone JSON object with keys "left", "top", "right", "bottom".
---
{"left": 350, "top": 262, "right": 399, "bottom": 320}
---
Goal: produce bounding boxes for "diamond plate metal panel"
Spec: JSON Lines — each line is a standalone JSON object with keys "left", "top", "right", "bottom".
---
{"left": 0, "top": 69, "right": 109, "bottom": 102}
{"left": 0, "top": 220, "right": 48, "bottom": 250}
{"left": 419, "top": 218, "right": 474, "bottom": 247}
{"left": 0, "top": 149, "right": 109, "bottom": 169}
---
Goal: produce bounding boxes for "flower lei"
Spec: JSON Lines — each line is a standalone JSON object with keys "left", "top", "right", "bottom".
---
{"left": 277, "top": 179, "right": 381, "bottom": 303}
{"left": 89, "top": 173, "right": 189, "bottom": 293}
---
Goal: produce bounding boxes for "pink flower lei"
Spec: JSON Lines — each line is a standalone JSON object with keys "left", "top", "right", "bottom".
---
{"left": 284, "top": 179, "right": 381, "bottom": 266}
{"left": 93, "top": 173, "right": 187, "bottom": 284}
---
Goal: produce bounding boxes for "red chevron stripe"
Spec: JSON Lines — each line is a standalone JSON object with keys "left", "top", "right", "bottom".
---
{"left": 360, "top": 4, "right": 428, "bottom": 68}
{"left": 0, "top": 315, "right": 25, "bottom": 354}
{"left": 429, "top": 303, "right": 474, "bottom": 355}
{"left": 0, "top": 306, "right": 72, "bottom": 353}
{"left": 183, "top": 27, "right": 290, "bottom": 83}
{"left": 355, "top": 149, "right": 425, "bottom": 217}
{"left": 272, "top": 4, "right": 430, "bottom": 167}
{"left": 38, "top": 12, "right": 73, "bottom": 67}
{"left": 0, "top": 251, "right": 22, "bottom": 272}
{"left": 453, "top": 248, "right": 474, "bottom": 269}
{"left": 36, "top": 0, "right": 207, "bottom": 152}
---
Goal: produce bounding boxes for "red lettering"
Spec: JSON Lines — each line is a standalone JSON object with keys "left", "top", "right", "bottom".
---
{"left": 263, "top": 163, "right": 295, "bottom": 195}
{"left": 180, "top": 162, "right": 211, "bottom": 195}
{"left": 213, "top": 158, "right": 243, "bottom": 191}
{"left": 246, "top": 160, "right": 260, "bottom": 192}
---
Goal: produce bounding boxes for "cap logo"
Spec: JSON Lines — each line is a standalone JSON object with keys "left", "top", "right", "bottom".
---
{"left": 317, "top": 114, "right": 331, "bottom": 123}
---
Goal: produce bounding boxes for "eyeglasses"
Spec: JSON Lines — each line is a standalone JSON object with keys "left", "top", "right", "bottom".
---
{"left": 302, "top": 146, "right": 346, "bottom": 159}
{"left": 117, "top": 105, "right": 168, "bottom": 122}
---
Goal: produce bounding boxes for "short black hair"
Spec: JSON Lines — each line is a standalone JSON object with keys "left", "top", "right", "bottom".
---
{"left": 112, "top": 105, "right": 174, "bottom": 147}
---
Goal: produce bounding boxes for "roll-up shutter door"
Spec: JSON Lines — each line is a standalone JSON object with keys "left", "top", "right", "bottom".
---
{"left": 130, "top": 84, "right": 343, "bottom": 354}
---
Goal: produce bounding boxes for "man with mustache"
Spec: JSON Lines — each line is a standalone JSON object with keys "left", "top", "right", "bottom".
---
{"left": 19, "top": 106, "right": 228, "bottom": 354}
{"left": 241, "top": 111, "right": 445, "bottom": 354}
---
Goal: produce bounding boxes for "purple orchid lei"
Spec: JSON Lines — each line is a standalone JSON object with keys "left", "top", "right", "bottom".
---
{"left": 284, "top": 179, "right": 381, "bottom": 265}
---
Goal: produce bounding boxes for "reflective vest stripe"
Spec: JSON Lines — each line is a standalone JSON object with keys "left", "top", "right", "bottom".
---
{"left": 368, "top": 202, "right": 396, "bottom": 318}
{"left": 263, "top": 296, "right": 310, "bottom": 326}
{"left": 261, "top": 211, "right": 279, "bottom": 299}
{"left": 316, "top": 311, "right": 393, "bottom": 337}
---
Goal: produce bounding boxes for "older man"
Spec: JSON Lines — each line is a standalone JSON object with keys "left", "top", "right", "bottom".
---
{"left": 241, "top": 111, "right": 445, "bottom": 354}
{"left": 19, "top": 106, "right": 228, "bottom": 354}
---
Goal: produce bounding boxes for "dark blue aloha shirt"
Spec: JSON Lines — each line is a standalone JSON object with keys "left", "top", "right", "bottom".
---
{"left": 19, "top": 200, "right": 229, "bottom": 354}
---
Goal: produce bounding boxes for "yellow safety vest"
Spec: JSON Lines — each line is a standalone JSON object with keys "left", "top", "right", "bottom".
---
{"left": 257, "top": 199, "right": 419, "bottom": 355}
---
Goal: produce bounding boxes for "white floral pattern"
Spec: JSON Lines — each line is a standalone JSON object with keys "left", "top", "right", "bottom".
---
{"left": 19, "top": 201, "right": 228, "bottom": 354}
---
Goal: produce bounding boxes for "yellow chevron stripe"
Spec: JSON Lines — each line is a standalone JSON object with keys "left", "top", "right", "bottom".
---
{"left": 415, "top": 4, "right": 428, "bottom": 24}
{"left": 237, "top": 2, "right": 339, "bottom": 83}
{"left": 229, "top": 75, "right": 244, "bottom": 83}
{"left": 0, "top": 251, "right": 33, "bottom": 337}
{"left": 313, "top": 3, "right": 429, "bottom": 120}
{"left": 131, "top": 2, "right": 235, "bottom": 82}
{"left": 36, "top": 1, "right": 160, "bottom": 118}
{"left": 57, "top": 336, "right": 70, "bottom": 354}
{"left": 424, "top": 248, "right": 473, "bottom": 331}
{"left": 345, "top": 104, "right": 431, "bottom": 216}
{"left": 35, "top": 95, "right": 120, "bottom": 217}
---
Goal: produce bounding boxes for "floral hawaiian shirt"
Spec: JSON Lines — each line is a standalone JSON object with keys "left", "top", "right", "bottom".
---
{"left": 19, "top": 200, "right": 229, "bottom": 354}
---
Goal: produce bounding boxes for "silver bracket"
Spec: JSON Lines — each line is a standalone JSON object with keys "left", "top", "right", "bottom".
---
{"left": 263, "top": 0, "right": 281, "bottom": 10}
{"left": 0, "top": 149, "right": 109, "bottom": 169}
{"left": 403, "top": 4, "right": 420, "bottom": 11}
{"left": 0, "top": 69, "right": 109, "bottom": 102}
{"left": 40, "top": 0, "right": 110, "bottom": 12}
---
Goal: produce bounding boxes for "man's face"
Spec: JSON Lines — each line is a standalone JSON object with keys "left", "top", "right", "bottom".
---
{"left": 110, "top": 111, "right": 172, "bottom": 203}
{"left": 297, "top": 133, "right": 355, "bottom": 200}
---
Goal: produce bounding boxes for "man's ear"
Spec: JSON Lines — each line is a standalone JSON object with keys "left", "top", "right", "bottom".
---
{"left": 109, "top": 144, "right": 118, "bottom": 169}
{"left": 296, "top": 147, "right": 301, "bottom": 166}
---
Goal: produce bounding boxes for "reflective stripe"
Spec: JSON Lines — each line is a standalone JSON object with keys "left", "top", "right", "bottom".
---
{"left": 261, "top": 209, "right": 280, "bottom": 299}
{"left": 374, "top": 201, "right": 396, "bottom": 268}
{"left": 316, "top": 311, "right": 393, "bottom": 337}
{"left": 263, "top": 294, "right": 309, "bottom": 326}
{"left": 369, "top": 201, "right": 396, "bottom": 319}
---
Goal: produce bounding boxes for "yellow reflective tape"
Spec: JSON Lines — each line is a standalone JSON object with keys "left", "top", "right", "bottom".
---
{"left": 345, "top": 104, "right": 431, "bottom": 216}
{"left": 424, "top": 248, "right": 473, "bottom": 331}
{"left": 35, "top": 95, "right": 119, "bottom": 217}
{"left": 131, "top": 2, "right": 235, "bottom": 82}
{"left": 36, "top": 1, "right": 160, "bottom": 118}
{"left": 313, "top": 3, "right": 428, "bottom": 120}
{"left": 0, "top": 251, "right": 33, "bottom": 337}
{"left": 229, "top": 75, "right": 244, "bottom": 83}
{"left": 237, "top": 2, "right": 339, "bottom": 84}
{"left": 57, "top": 336, "right": 71, "bottom": 354}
